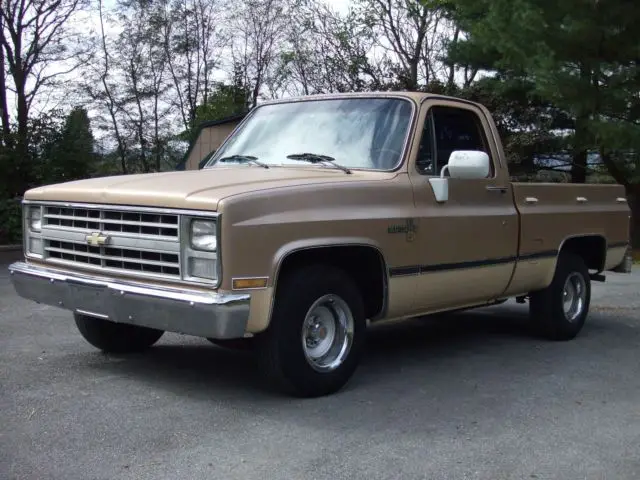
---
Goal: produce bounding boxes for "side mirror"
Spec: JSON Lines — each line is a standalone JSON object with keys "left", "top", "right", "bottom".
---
{"left": 428, "top": 150, "right": 490, "bottom": 203}
{"left": 447, "top": 150, "right": 490, "bottom": 179}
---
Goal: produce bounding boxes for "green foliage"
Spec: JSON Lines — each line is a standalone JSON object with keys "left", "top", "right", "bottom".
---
{"left": 37, "top": 107, "right": 96, "bottom": 184}
{"left": 447, "top": 0, "right": 640, "bottom": 185}
{"left": 194, "top": 84, "right": 248, "bottom": 126}
{"left": 442, "top": 76, "right": 573, "bottom": 179}
{"left": 0, "top": 110, "right": 67, "bottom": 197}
{"left": 0, "top": 107, "right": 98, "bottom": 244}
{"left": 0, "top": 197, "right": 23, "bottom": 245}
{"left": 185, "top": 79, "right": 251, "bottom": 142}
{"left": 59, "top": 107, "right": 95, "bottom": 178}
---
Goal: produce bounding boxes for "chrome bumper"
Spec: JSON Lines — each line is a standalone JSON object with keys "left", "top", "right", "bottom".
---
{"left": 8, "top": 261, "right": 250, "bottom": 339}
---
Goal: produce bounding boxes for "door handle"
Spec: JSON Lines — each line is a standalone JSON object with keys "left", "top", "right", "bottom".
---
{"left": 576, "top": 196, "right": 588, "bottom": 203}
{"left": 486, "top": 185, "right": 508, "bottom": 193}
{"left": 525, "top": 197, "right": 538, "bottom": 204}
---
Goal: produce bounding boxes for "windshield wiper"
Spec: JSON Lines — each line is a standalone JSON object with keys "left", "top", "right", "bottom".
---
{"left": 218, "top": 155, "right": 269, "bottom": 169}
{"left": 286, "top": 153, "right": 352, "bottom": 174}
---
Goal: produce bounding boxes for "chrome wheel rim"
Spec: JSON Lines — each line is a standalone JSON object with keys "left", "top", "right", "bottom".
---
{"left": 563, "top": 272, "right": 587, "bottom": 322}
{"left": 301, "top": 294, "right": 354, "bottom": 372}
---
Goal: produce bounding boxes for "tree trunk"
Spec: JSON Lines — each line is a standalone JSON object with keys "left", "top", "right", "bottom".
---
{"left": 0, "top": 27, "right": 11, "bottom": 143}
{"left": 571, "top": 114, "right": 588, "bottom": 183}
{"left": 14, "top": 89, "right": 30, "bottom": 195}
{"left": 571, "top": 148, "right": 587, "bottom": 183}
{"left": 571, "top": 64, "right": 592, "bottom": 184}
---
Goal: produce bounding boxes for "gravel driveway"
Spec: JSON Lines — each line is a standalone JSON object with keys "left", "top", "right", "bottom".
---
{"left": 1, "top": 264, "right": 639, "bottom": 480}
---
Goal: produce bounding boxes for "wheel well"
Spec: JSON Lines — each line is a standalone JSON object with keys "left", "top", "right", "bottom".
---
{"left": 276, "top": 245, "right": 387, "bottom": 320}
{"left": 559, "top": 235, "right": 606, "bottom": 271}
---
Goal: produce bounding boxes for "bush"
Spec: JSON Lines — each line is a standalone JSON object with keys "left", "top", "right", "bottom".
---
{"left": 0, "top": 197, "right": 23, "bottom": 245}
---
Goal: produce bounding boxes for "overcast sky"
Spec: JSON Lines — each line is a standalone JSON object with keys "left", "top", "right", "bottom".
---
{"left": 325, "top": 0, "right": 350, "bottom": 12}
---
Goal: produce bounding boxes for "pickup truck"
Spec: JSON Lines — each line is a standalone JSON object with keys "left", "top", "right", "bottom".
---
{"left": 8, "top": 92, "right": 631, "bottom": 397}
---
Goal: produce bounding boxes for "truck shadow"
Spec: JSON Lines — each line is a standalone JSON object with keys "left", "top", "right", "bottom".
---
{"left": 87, "top": 339, "right": 265, "bottom": 399}
{"left": 367, "top": 303, "right": 534, "bottom": 351}
{"left": 84, "top": 302, "right": 631, "bottom": 400}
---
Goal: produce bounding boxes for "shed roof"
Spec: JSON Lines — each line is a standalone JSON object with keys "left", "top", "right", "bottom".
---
{"left": 175, "top": 113, "right": 248, "bottom": 171}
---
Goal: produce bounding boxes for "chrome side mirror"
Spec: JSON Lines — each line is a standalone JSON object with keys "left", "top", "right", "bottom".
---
{"left": 428, "top": 150, "right": 490, "bottom": 203}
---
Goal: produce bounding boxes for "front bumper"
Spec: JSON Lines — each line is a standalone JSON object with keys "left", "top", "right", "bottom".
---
{"left": 8, "top": 261, "right": 250, "bottom": 339}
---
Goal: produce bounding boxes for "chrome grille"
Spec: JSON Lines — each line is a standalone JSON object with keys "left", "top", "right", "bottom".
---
{"left": 39, "top": 204, "right": 182, "bottom": 280}
{"left": 45, "top": 240, "right": 180, "bottom": 277}
{"left": 44, "top": 206, "right": 179, "bottom": 239}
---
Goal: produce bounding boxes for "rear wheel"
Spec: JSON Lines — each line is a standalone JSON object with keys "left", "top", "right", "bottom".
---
{"left": 256, "top": 264, "right": 366, "bottom": 397}
{"left": 74, "top": 314, "right": 164, "bottom": 353}
{"left": 529, "top": 252, "right": 591, "bottom": 341}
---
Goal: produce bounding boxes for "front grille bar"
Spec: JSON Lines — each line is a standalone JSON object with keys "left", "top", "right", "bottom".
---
{"left": 44, "top": 206, "right": 179, "bottom": 240}
{"left": 45, "top": 240, "right": 181, "bottom": 277}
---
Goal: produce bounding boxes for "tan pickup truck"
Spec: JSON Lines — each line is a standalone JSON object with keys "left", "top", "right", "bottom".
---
{"left": 9, "top": 92, "right": 631, "bottom": 397}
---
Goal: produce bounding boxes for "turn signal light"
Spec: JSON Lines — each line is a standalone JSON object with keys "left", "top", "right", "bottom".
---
{"left": 232, "top": 278, "right": 268, "bottom": 290}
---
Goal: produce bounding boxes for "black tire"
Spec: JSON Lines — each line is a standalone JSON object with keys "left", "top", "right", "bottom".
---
{"left": 207, "top": 337, "right": 254, "bottom": 350}
{"left": 255, "top": 264, "right": 366, "bottom": 398}
{"left": 529, "top": 252, "right": 591, "bottom": 341}
{"left": 74, "top": 314, "right": 164, "bottom": 353}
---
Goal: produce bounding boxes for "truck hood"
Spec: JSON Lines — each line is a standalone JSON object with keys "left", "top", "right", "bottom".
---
{"left": 24, "top": 166, "right": 397, "bottom": 210}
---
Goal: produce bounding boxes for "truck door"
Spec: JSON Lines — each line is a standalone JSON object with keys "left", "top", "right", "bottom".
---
{"left": 407, "top": 99, "right": 519, "bottom": 312}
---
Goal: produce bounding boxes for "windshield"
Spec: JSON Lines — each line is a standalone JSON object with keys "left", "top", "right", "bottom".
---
{"left": 204, "top": 97, "right": 414, "bottom": 171}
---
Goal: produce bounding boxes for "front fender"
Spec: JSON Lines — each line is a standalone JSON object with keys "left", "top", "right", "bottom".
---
{"left": 270, "top": 236, "right": 386, "bottom": 284}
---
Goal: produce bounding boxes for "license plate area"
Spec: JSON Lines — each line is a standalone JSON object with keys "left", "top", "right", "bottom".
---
{"left": 67, "top": 282, "right": 110, "bottom": 318}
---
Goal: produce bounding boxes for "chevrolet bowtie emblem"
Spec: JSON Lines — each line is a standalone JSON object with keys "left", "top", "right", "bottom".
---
{"left": 85, "top": 232, "right": 109, "bottom": 247}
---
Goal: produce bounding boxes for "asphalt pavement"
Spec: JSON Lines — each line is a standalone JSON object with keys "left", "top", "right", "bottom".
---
{"left": 1, "top": 263, "right": 639, "bottom": 480}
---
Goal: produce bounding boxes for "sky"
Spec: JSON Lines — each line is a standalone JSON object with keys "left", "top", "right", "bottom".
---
{"left": 325, "top": 0, "right": 351, "bottom": 12}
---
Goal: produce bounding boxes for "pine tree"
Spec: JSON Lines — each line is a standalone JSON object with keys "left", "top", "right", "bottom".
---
{"left": 51, "top": 107, "right": 96, "bottom": 181}
{"left": 446, "top": 0, "right": 640, "bottom": 184}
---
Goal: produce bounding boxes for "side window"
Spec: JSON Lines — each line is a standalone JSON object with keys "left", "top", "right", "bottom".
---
{"left": 416, "top": 105, "right": 493, "bottom": 177}
{"left": 415, "top": 111, "right": 436, "bottom": 175}
{"left": 432, "top": 106, "right": 493, "bottom": 177}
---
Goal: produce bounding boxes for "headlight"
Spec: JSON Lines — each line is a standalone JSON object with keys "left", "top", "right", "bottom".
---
{"left": 28, "top": 206, "right": 42, "bottom": 232}
{"left": 182, "top": 216, "right": 219, "bottom": 285}
{"left": 190, "top": 219, "right": 217, "bottom": 251}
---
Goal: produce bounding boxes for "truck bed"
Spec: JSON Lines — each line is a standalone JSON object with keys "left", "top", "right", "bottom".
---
{"left": 502, "top": 182, "right": 630, "bottom": 297}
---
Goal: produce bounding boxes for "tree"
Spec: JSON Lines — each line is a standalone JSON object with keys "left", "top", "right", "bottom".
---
{"left": 80, "top": 0, "right": 130, "bottom": 174}
{"left": 455, "top": 76, "right": 574, "bottom": 180}
{"left": 447, "top": 0, "right": 640, "bottom": 181}
{"left": 114, "top": 0, "right": 174, "bottom": 172}
{"left": 162, "top": 0, "right": 225, "bottom": 132}
{"left": 191, "top": 71, "right": 250, "bottom": 138}
{"left": 0, "top": 0, "right": 92, "bottom": 192}
{"left": 228, "top": 0, "right": 291, "bottom": 106}
{"left": 47, "top": 106, "right": 95, "bottom": 182}
{"left": 81, "top": 0, "right": 178, "bottom": 174}
{"left": 273, "top": 0, "right": 388, "bottom": 95}
{"left": 355, "top": 0, "right": 454, "bottom": 90}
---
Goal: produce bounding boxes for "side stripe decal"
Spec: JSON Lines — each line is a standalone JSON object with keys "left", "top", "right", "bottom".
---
{"left": 389, "top": 250, "right": 558, "bottom": 278}
{"left": 388, "top": 243, "right": 628, "bottom": 278}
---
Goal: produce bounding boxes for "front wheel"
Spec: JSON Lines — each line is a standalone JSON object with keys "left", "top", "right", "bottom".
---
{"left": 256, "top": 265, "right": 366, "bottom": 397}
{"left": 74, "top": 314, "right": 164, "bottom": 353}
{"left": 529, "top": 252, "right": 591, "bottom": 341}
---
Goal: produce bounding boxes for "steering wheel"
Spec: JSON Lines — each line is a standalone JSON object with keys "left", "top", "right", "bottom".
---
{"left": 370, "top": 147, "right": 402, "bottom": 168}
